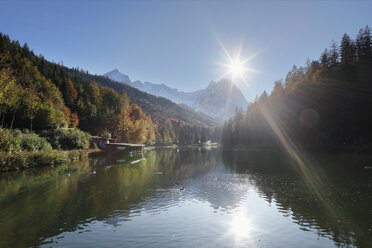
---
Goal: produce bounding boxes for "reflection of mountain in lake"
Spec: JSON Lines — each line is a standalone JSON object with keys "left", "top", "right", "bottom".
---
{"left": 189, "top": 171, "right": 250, "bottom": 211}
{"left": 222, "top": 150, "right": 372, "bottom": 248}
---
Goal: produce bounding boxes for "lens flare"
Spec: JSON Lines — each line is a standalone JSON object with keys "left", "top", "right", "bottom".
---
{"left": 215, "top": 37, "right": 261, "bottom": 121}
{"left": 258, "top": 104, "right": 360, "bottom": 233}
{"left": 217, "top": 51, "right": 257, "bottom": 83}
{"left": 216, "top": 38, "right": 260, "bottom": 85}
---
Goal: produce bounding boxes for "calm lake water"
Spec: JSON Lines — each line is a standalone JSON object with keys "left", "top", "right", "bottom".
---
{"left": 0, "top": 148, "right": 371, "bottom": 248}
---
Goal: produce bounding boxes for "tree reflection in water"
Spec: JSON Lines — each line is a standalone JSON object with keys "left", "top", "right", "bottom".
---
{"left": 0, "top": 148, "right": 371, "bottom": 248}
{"left": 222, "top": 150, "right": 372, "bottom": 248}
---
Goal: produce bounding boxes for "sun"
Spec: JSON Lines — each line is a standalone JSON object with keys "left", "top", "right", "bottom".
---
{"left": 218, "top": 56, "right": 251, "bottom": 83}
{"left": 216, "top": 40, "right": 259, "bottom": 84}
{"left": 227, "top": 59, "right": 245, "bottom": 79}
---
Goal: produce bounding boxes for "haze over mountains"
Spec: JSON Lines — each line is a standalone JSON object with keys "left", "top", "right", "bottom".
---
{"left": 104, "top": 69, "right": 249, "bottom": 122}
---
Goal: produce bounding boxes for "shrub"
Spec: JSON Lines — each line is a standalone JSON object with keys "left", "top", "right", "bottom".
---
{"left": 0, "top": 128, "right": 21, "bottom": 153}
{"left": 28, "top": 150, "right": 66, "bottom": 167}
{"left": 0, "top": 128, "right": 52, "bottom": 152}
{"left": 0, "top": 150, "right": 67, "bottom": 171}
{"left": 65, "top": 149, "right": 90, "bottom": 161}
{"left": 18, "top": 131, "right": 52, "bottom": 151}
{"left": 0, "top": 152, "right": 24, "bottom": 171}
{"left": 0, "top": 128, "right": 91, "bottom": 172}
{"left": 40, "top": 128, "right": 91, "bottom": 150}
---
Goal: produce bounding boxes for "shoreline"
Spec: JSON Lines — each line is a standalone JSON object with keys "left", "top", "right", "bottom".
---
{"left": 221, "top": 144, "right": 372, "bottom": 152}
{"left": 4, "top": 144, "right": 372, "bottom": 173}
{"left": 0, "top": 148, "right": 99, "bottom": 173}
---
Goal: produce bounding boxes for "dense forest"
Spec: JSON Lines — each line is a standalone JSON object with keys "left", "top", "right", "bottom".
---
{"left": 0, "top": 33, "right": 219, "bottom": 145}
{"left": 222, "top": 26, "right": 372, "bottom": 149}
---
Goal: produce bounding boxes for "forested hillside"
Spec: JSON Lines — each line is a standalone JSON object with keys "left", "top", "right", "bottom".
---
{"left": 0, "top": 33, "right": 218, "bottom": 145}
{"left": 222, "top": 26, "right": 372, "bottom": 149}
{"left": 66, "top": 67, "right": 217, "bottom": 127}
{"left": 104, "top": 69, "right": 249, "bottom": 122}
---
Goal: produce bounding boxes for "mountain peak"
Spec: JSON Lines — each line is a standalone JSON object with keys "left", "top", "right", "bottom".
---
{"left": 106, "top": 68, "right": 119, "bottom": 74}
{"left": 104, "top": 69, "right": 131, "bottom": 84}
{"left": 103, "top": 70, "right": 249, "bottom": 122}
{"left": 207, "top": 81, "right": 217, "bottom": 88}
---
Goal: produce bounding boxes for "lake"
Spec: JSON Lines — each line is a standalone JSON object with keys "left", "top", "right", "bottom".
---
{"left": 0, "top": 148, "right": 371, "bottom": 248}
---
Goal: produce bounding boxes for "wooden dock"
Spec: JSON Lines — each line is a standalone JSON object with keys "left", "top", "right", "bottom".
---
{"left": 104, "top": 143, "right": 145, "bottom": 153}
{"left": 91, "top": 137, "right": 145, "bottom": 154}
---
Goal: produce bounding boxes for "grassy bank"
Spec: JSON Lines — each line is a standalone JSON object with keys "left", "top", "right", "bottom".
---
{"left": 0, "top": 128, "right": 93, "bottom": 172}
{"left": 0, "top": 149, "right": 96, "bottom": 172}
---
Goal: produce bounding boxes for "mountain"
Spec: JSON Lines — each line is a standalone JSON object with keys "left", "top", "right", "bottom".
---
{"left": 104, "top": 68, "right": 131, "bottom": 84}
{"left": 65, "top": 68, "right": 217, "bottom": 129}
{"left": 104, "top": 69, "right": 249, "bottom": 122}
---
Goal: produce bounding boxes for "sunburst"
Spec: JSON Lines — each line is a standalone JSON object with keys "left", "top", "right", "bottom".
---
{"left": 214, "top": 38, "right": 261, "bottom": 120}
{"left": 216, "top": 40, "right": 259, "bottom": 83}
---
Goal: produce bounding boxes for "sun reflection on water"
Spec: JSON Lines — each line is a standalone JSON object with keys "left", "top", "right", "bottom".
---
{"left": 227, "top": 211, "right": 259, "bottom": 247}
{"left": 230, "top": 212, "right": 252, "bottom": 238}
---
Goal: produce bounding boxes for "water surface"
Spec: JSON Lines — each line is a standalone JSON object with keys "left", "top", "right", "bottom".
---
{"left": 0, "top": 148, "right": 371, "bottom": 248}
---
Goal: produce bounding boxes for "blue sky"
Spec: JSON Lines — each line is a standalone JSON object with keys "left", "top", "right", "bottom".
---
{"left": 0, "top": 0, "right": 371, "bottom": 101}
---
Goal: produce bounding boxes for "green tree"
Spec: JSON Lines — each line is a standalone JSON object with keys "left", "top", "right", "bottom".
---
{"left": 23, "top": 85, "right": 40, "bottom": 131}
{"left": 7, "top": 83, "right": 22, "bottom": 129}
{"left": 328, "top": 40, "right": 339, "bottom": 65}
{"left": 340, "top": 33, "right": 356, "bottom": 66}
{"left": 320, "top": 49, "right": 330, "bottom": 67}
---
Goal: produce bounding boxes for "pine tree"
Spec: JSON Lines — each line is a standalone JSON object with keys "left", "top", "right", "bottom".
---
{"left": 340, "top": 34, "right": 356, "bottom": 66}
{"left": 328, "top": 40, "right": 339, "bottom": 65}
{"left": 320, "top": 49, "right": 330, "bottom": 67}
{"left": 356, "top": 26, "right": 371, "bottom": 62}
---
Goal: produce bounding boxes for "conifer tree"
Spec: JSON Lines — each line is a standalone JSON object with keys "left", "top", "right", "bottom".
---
{"left": 320, "top": 49, "right": 330, "bottom": 67}
{"left": 328, "top": 40, "right": 339, "bottom": 65}
{"left": 340, "top": 34, "right": 356, "bottom": 66}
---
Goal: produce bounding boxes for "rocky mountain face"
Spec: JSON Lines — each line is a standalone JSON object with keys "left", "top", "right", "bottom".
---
{"left": 104, "top": 69, "right": 249, "bottom": 122}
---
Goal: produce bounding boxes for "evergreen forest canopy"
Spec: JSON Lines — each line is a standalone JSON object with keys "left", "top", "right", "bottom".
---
{"left": 222, "top": 26, "right": 372, "bottom": 149}
{"left": 0, "top": 33, "right": 219, "bottom": 145}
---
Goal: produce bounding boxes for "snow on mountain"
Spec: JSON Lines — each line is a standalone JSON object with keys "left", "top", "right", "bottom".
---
{"left": 103, "top": 69, "right": 249, "bottom": 122}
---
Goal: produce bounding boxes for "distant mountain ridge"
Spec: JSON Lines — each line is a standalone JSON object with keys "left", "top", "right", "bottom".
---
{"left": 104, "top": 69, "right": 249, "bottom": 122}
{"left": 65, "top": 68, "right": 217, "bottom": 128}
